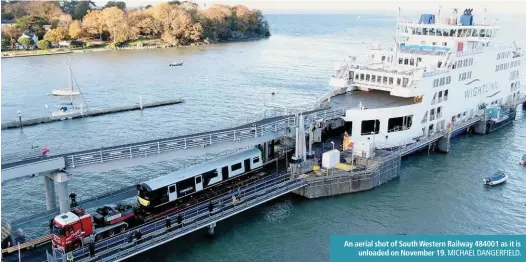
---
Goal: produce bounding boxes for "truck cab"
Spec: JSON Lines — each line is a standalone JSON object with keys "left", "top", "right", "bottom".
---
{"left": 51, "top": 208, "right": 93, "bottom": 251}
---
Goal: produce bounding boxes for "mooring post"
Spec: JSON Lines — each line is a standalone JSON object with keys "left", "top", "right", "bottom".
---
{"left": 139, "top": 96, "right": 143, "bottom": 110}
{"left": 18, "top": 110, "right": 22, "bottom": 129}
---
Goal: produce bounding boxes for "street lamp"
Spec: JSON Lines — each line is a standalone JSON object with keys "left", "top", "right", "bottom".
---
{"left": 330, "top": 141, "right": 335, "bottom": 150}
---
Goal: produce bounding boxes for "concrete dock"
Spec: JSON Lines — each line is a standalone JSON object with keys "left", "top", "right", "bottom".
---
{"left": 1, "top": 99, "right": 184, "bottom": 130}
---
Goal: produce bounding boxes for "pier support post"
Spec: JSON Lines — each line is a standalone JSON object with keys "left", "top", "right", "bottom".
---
{"left": 207, "top": 222, "right": 216, "bottom": 237}
{"left": 473, "top": 118, "right": 487, "bottom": 134}
{"left": 436, "top": 133, "right": 451, "bottom": 153}
{"left": 44, "top": 175, "right": 57, "bottom": 211}
{"left": 48, "top": 172, "right": 71, "bottom": 213}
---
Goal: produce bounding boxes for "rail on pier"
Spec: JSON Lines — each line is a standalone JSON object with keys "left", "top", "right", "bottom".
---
{"left": 46, "top": 173, "right": 307, "bottom": 262}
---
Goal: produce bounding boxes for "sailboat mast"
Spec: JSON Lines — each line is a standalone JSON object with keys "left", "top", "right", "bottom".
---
{"left": 68, "top": 57, "right": 73, "bottom": 91}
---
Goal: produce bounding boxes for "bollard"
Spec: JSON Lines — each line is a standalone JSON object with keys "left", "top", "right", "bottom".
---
{"left": 18, "top": 111, "right": 22, "bottom": 129}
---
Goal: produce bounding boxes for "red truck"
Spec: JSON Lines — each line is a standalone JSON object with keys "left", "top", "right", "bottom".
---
{"left": 51, "top": 204, "right": 136, "bottom": 251}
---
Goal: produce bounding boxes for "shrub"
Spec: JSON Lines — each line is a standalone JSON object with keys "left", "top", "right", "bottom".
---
{"left": 37, "top": 40, "right": 51, "bottom": 50}
{"left": 17, "top": 37, "right": 34, "bottom": 47}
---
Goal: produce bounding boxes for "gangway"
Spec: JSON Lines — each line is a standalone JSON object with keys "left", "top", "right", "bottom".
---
{"left": 46, "top": 173, "right": 307, "bottom": 262}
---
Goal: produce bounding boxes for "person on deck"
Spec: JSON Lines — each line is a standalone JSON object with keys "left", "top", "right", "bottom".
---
{"left": 69, "top": 192, "right": 78, "bottom": 207}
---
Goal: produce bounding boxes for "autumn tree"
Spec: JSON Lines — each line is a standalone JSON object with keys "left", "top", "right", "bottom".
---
{"left": 1, "top": 25, "right": 22, "bottom": 48}
{"left": 82, "top": 10, "right": 105, "bottom": 40}
{"left": 1, "top": 34, "right": 9, "bottom": 50}
{"left": 199, "top": 5, "right": 233, "bottom": 40}
{"left": 26, "top": 1, "right": 64, "bottom": 21}
{"left": 44, "top": 27, "right": 69, "bottom": 44}
{"left": 69, "top": 20, "right": 84, "bottom": 39}
{"left": 100, "top": 7, "right": 129, "bottom": 44}
{"left": 1, "top": 1, "right": 28, "bottom": 20}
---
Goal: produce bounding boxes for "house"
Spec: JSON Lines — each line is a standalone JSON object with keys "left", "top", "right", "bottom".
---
{"left": 15, "top": 33, "right": 39, "bottom": 50}
{"left": 58, "top": 41, "right": 71, "bottom": 47}
{"left": 1, "top": 20, "right": 15, "bottom": 28}
{"left": 43, "top": 25, "right": 52, "bottom": 31}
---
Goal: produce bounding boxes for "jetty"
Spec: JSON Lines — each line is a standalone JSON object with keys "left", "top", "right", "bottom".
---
{"left": 1, "top": 99, "right": 184, "bottom": 130}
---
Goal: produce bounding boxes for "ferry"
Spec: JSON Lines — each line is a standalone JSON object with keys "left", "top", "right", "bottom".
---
{"left": 324, "top": 8, "right": 523, "bottom": 151}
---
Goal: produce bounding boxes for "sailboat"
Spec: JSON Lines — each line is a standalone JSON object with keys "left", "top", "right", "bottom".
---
{"left": 51, "top": 57, "right": 81, "bottom": 96}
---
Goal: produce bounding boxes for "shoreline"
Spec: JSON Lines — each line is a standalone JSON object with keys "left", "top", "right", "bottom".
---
{"left": 1, "top": 37, "right": 268, "bottom": 58}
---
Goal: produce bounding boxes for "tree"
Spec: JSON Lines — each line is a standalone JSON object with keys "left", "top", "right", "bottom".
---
{"left": 44, "top": 27, "right": 69, "bottom": 43}
{"left": 100, "top": 7, "right": 128, "bottom": 44}
{"left": 15, "top": 15, "right": 47, "bottom": 38}
{"left": 1, "top": 34, "right": 9, "bottom": 50}
{"left": 104, "top": 1, "right": 126, "bottom": 11}
{"left": 82, "top": 10, "right": 105, "bottom": 40}
{"left": 60, "top": 0, "right": 96, "bottom": 20}
{"left": 26, "top": 1, "right": 64, "bottom": 21}
{"left": 18, "top": 36, "right": 34, "bottom": 48}
{"left": 2, "top": 25, "right": 21, "bottom": 48}
{"left": 37, "top": 39, "right": 51, "bottom": 49}
{"left": 200, "top": 5, "right": 233, "bottom": 40}
{"left": 69, "top": 20, "right": 83, "bottom": 39}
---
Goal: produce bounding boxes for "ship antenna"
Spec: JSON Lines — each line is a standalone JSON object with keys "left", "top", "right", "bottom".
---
{"left": 438, "top": 5, "right": 442, "bottom": 23}
{"left": 484, "top": 8, "right": 487, "bottom": 24}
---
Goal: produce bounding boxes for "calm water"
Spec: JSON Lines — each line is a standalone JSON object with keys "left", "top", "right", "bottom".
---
{"left": 1, "top": 14, "right": 526, "bottom": 261}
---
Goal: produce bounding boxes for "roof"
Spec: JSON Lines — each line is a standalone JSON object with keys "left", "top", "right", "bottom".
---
{"left": 141, "top": 147, "right": 261, "bottom": 191}
{"left": 54, "top": 212, "right": 80, "bottom": 226}
{"left": 329, "top": 90, "right": 415, "bottom": 110}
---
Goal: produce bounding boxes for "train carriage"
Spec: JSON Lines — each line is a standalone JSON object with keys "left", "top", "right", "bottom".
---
{"left": 137, "top": 148, "right": 263, "bottom": 209}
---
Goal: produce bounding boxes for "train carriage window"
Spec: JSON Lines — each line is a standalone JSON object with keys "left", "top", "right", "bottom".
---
{"left": 195, "top": 176, "right": 201, "bottom": 184}
{"left": 231, "top": 163, "right": 242, "bottom": 171}
{"left": 169, "top": 185, "right": 176, "bottom": 193}
{"left": 253, "top": 156, "right": 260, "bottom": 163}
{"left": 202, "top": 169, "right": 218, "bottom": 187}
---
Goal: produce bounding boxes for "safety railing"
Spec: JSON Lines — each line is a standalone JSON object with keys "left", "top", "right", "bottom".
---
{"left": 65, "top": 173, "right": 306, "bottom": 261}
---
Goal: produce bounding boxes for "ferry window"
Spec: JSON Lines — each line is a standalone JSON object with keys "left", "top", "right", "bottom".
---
{"left": 433, "top": 79, "right": 438, "bottom": 87}
{"left": 472, "top": 29, "right": 478, "bottom": 37}
{"left": 231, "top": 163, "right": 242, "bottom": 171}
{"left": 439, "top": 77, "right": 445, "bottom": 86}
{"left": 429, "top": 28, "right": 435, "bottom": 36}
{"left": 462, "top": 72, "right": 466, "bottom": 80}
{"left": 497, "top": 53, "right": 501, "bottom": 60}
{"left": 445, "top": 90, "right": 448, "bottom": 97}
{"left": 366, "top": 74, "right": 370, "bottom": 81}
{"left": 432, "top": 42, "right": 436, "bottom": 46}
{"left": 437, "top": 61, "right": 442, "bottom": 68}
{"left": 457, "top": 29, "right": 462, "bottom": 37}
{"left": 423, "top": 28, "right": 428, "bottom": 35}
{"left": 446, "top": 76, "right": 451, "bottom": 84}
{"left": 442, "top": 42, "right": 447, "bottom": 46}
{"left": 458, "top": 74, "right": 462, "bottom": 81}
{"left": 398, "top": 58, "right": 403, "bottom": 64}
{"left": 463, "top": 112, "right": 466, "bottom": 116}
{"left": 480, "top": 29, "right": 486, "bottom": 37}
{"left": 470, "top": 58, "right": 473, "bottom": 65}
{"left": 495, "top": 65, "right": 499, "bottom": 72}
{"left": 360, "top": 74, "right": 364, "bottom": 80}
{"left": 438, "top": 91, "right": 443, "bottom": 98}
{"left": 361, "top": 120, "right": 380, "bottom": 135}
{"left": 417, "top": 57, "right": 422, "bottom": 62}
{"left": 388, "top": 116, "right": 412, "bottom": 133}
{"left": 468, "top": 72, "right": 472, "bottom": 79}
{"left": 404, "top": 58, "right": 408, "bottom": 65}
{"left": 450, "top": 29, "right": 456, "bottom": 36}
{"left": 463, "top": 59, "right": 468, "bottom": 67}
{"left": 487, "top": 30, "right": 492, "bottom": 37}
{"left": 421, "top": 41, "right": 426, "bottom": 45}
{"left": 377, "top": 75, "right": 381, "bottom": 83}
{"left": 397, "top": 78, "right": 401, "bottom": 86}
{"left": 381, "top": 56, "right": 385, "bottom": 61}
{"left": 402, "top": 78, "right": 409, "bottom": 87}
{"left": 372, "top": 75, "right": 376, "bottom": 82}
{"left": 456, "top": 61, "right": 461, "bottom": 68}
{"left": 443, "top": 30, "right": 449, "bottom": 36}
{"left": 410, "top": 59, "right": 414, "bottom": 66}
{"left": 383, "top": 76, "right": 388, "bottom": 84}
{"left": 389, "top": 77, "right": 393, "bottom": 85}
{"left": 253, "top": 156, "right": 260, "bottom": 163}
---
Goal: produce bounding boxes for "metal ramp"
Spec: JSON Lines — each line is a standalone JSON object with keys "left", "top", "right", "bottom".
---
{"left": 48, "top": 173, "right": 307, "bottom": 262}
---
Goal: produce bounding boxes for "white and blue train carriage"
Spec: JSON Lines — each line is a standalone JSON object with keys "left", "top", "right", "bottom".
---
{"left": 137, "top": 148, "right": 263, "bottom": 209}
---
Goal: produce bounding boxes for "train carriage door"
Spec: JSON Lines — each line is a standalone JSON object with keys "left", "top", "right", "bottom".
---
{"left": 221, "top": 166, "right": 229, "bottom": 180}
{"left": 168, "top": 184, "right": 177, "bottom": 202}
{"left": 244, "top": 158, "right": 251, "bottom": 172}
{"left": 195, "top": 175, "right": 203, "bottom": 191}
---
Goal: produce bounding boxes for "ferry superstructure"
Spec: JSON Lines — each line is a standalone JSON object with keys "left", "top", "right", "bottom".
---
{"left": 325, "top": 8, "right": 523, "bottom": 150}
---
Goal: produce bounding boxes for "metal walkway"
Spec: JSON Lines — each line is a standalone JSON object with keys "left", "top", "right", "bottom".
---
{"left": 46, "top": 173, "right": 307, "bottom": 262}
{"left": 1, "top": 107, "right": 346, "bottom": 181}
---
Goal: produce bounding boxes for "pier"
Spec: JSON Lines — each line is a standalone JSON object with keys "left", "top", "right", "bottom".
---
{"left": 1, "top": 99, "right": 184, "bottom": 130}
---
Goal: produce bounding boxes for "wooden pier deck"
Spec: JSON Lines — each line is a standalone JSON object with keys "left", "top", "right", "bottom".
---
{"left": 1, "top": 99, "right": 184, "bottom": 130}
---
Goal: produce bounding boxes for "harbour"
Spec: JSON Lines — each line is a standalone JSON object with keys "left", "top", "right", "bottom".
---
{"left": 1, "top": 11, "right": 526, "bottom": 262}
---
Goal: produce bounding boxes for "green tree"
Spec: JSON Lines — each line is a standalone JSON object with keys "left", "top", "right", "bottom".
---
{"left": 104, "top": 1, "right": 126, "bottom": 11}
{"left": 60, "top": 0, "right": 96, "bottom": 20}
{"left": 15, "top": 15, "right": 48, "bottom": 38}
{"left": 37, "top": 39, "right": 51, "bottom": 49}
{"left": 1, "top": 25, "right": 21, "bottom": 48}
{"left": 1, "top": 34, "right": 9, "bottom": 50}
{"left": 17, "top": 36, "right": 34, "bottom": 48}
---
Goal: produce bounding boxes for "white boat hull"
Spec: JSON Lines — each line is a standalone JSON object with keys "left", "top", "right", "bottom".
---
{"left": 52, "top": 89, "right": 80, "bottom": 96}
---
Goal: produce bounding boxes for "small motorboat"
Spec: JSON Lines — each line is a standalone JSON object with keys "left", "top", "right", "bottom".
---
{"left": 169, "top": 62, "right": 184, "bottom": 66}
{"left": 483, "top": 171, "right": 508, "bottom": 186}
{"left": 519, "top": 154, "right": 526, "bottom": 165}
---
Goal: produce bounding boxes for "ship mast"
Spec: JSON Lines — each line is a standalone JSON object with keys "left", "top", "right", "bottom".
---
{"left": 394, "top": 6, "right": 400, "bottom": 65}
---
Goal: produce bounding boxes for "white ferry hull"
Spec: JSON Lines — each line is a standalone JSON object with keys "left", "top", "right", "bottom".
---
{"left": 52, "top": 89, "right": 80, "bottom": 96}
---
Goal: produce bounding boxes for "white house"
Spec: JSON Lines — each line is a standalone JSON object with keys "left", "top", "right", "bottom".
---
{"left": 15, "top": 33, "right": 39, "bottom": 50}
